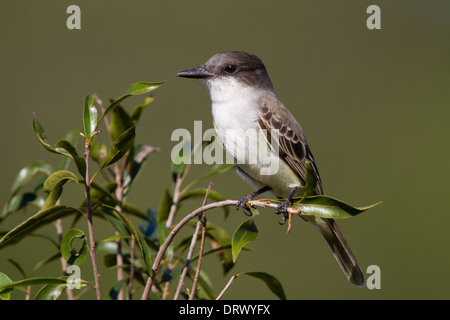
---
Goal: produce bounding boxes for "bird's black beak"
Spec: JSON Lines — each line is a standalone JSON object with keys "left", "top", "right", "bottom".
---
{"left": 176, "top": 66, "right": 214, "bottom": 79}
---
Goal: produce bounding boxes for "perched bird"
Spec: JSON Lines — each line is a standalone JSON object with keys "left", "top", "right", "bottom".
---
{"left": 177, "top": 51, "right": 365, "bottom": 287}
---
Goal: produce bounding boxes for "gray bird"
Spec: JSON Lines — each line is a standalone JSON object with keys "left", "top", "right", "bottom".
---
{"left": 177, "top": 51, "right": 365, "bottom": 287}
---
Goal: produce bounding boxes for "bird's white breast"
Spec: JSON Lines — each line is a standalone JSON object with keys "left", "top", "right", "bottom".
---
{"left": 208, "top": 77, "right": 261, "bottom": 164}
{"left": 208, "top": 77, "right": 261, "bottom": 134}
{"left": 206, "top": 77, "right": 302, "bottom": 197}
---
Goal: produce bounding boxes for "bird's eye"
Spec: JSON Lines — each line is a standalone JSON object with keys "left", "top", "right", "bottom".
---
{"left": 224, "top": 65, "right": 236, "bottom": 73}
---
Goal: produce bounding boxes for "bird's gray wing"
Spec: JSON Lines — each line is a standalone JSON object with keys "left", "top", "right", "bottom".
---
{"left": 258, "top": 97, "right": 366, "bottom": 287}
{"left": 257, "top": 95, "right": 323, "bottom": 195}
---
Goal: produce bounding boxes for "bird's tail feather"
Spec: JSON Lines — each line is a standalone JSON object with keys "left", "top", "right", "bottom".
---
{"left": 309, "top": 216, "right": 365, "bottom": 287}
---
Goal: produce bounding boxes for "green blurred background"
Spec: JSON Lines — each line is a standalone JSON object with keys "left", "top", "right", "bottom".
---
{"left": 1, "top": 0, "right": 449, "bottom": 299}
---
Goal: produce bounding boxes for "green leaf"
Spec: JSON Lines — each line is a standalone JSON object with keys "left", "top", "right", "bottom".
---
{"left": 123, "top": 202, "right": 150, "bottom": 221}
{"left": 83, "top": 94, "right": 97, "bottom": 141}
{"left": 110, "top": 105, "right": 133, "bottom": 142}
{"left": 106, "top": 280, "right": 127, "bottom": 300}
{"left": 30, "top": 118, "right": 84, "bottom": 176}
{"left": 204, "top": 224, "right": 234, "bottom": 274}
{"left": 157, "top": 189, "right": 172, "bottom": 224}
{"left": 4, "top": 193, "right": 44, "bottom": 216}
{"left": 130, "top": 96, "right": 154, "bottom": 123}
{"left": 232, "top": 217, "right": 258, "bottom": 262}
{"left": 156, "top": 223, "right": 173, "bottom": 259}
{"left": 35, "top": 283, "right": 68, "bottom": 300}
{"left": 43, "top": 170, "right": 79, "bottom": 194}
{"left": 179, "top": 188, "right": 225, "bottom": 203}
{"left": 32, "top": 113, "right": 62, "bottom": 155}
{"left": 59, "top": 128, "right": 82, "bottom": 171}
{"left": 302, "top": 159, "right": 318, "bottom": 199}
{"left": 293, "top": 195, "right": 381, "bottom": 219}
{"left": 125, "top": 81, "right": 164, "bottom": 95}
{"left": 170, "top": 141, "right": 190, "bottom": 182}
{"left": 0, "top": 272, "right": 13, "bottom": 300}
{"left": 102, "top": 209, "right": 128, "bottom": 236}
{"left": 188, "top": 266, "right": 215, "bottom": 300}
{"left": 101, "top": 205, "right": 153, "bottom": 276}
{"left": 41, "top": 170, "right": 79, "bottom": 211}
{"left": 90, "top": 182, "right": 117, "bottom": 202}
{"left": 96, "top": 241, "right": 119, "bottom": 255}
{"left": 32, "top": 114, "right": 78, "bottom": 159}
{"left": 239, "top": 271, "right": 286, "bottom": 300}
{"left": 55, "top": 139, "right": 86, "bottom": 177}
{"left": 123, "top": 144, "right": 159, "bottom": 195}
{"left": 100, "top": 126, "right": 136, "bottom": 169}
{"left": 30, "top": 252, "right": 61, "bottom": 275}
{"left": 60, "top": 229, "right": 88, "bottom": 266}
{"left": 42, "top": 184, "right": 63, "bottom": 211}
{"left": 90, "top": 135, "right": 108, "bottom": 164}
{"left": 8, "top": 162, "right": 53, "bottom": 199}
{"left": 97, "top": 81, "right": 164, "bottom": 128}
{"left": 7, "top": 259, "right": 27, "bottom": 278}
{"left": 2, "top": 162, "right": 52, "bottom": 219}
{"left": 0, "top": 277, "right": 68, "bottom": 291}
{"left": 0, "top": 206, "right": 78, "bottom": 249}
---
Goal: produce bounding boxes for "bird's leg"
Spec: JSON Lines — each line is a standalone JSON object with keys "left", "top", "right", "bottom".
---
{"left": 276, "top": 186, "right": 300, "bottom": 224}
{"left": 236, "top": 186, "right": 272, "bottom": 216}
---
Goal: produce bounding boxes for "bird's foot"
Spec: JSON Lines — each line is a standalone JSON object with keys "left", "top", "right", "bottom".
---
{"left": 275, "top": 199, "right": 291, "bottom": 225}
{"left": 275, "top": 186, "right": 300, "bottom": 225}
{"left": 236, "top": 194, "right": 256, "bottom": 216}
{"left": 236, "top": 186, "right": 272, "bottom": 216}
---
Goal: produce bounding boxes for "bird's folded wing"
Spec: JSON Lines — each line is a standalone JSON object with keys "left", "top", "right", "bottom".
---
{"left": 257, "top": 95, "right": 323, "bottom": 195}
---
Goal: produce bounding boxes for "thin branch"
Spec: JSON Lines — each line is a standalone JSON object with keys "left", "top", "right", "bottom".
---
{"left": 172, "top": 206, "right": 202, "bottom": 300}
{"left": 216, "top": 275, "right": 238, "bottom": 300}
{"left": 174, "top": 182, "right": 213, "bottom": 300}
{"left": 166, "top": 165, "right": 191, "bottom": 228}
{"left": 160, "top": 168, "right": 189, "bottom": 299}
{"left": 25, "top": 285, "right": 32, "bottom": 300}
{"left": 128, "top": 235, "right": 136, "bottom": 299}
{"left": 161, "top": 150, "right": 196, "bottom": 298}
{"left": 189, "top": 182, "right": 213, "bottom": 300}
{"left": 167, "top": 137, "right": 204, "bottom": 228}
{"left": 85, "top": 141, "right": 102, "bottom": 300}
{"left": 114, "top": 161, "right": 125, "bottom": 300}
{"left": 141, "top": 198, "right": 288, "bottom": 300}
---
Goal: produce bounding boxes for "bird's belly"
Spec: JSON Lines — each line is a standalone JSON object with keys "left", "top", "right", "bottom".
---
{"left": 238, "top": 160, "right": 303, "bottom": 198}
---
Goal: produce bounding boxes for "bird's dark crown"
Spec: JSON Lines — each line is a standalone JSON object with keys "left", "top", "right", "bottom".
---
{"left": 204, "top": 51, "right": 273, "bottom": 90}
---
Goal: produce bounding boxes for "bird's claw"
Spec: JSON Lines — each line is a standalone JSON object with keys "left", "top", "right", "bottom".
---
{"left": 275, "top": 199, "right": 291, "bottom": 225}
{"left": 236, "top": 194, "right": 256, "bottom": 216}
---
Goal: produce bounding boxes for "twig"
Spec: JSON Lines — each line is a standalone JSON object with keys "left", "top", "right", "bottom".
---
{"left": 25, "top": 285, "right": 32, "bottom": 300}
{"left": 85, "top": 141, "right": 102, "bottom": 300}
{"left": 166, "top": 165, "right": 191, "bottom": 228}
{"left": 114, "top": 161, "right": 125, "bottom": 300}
{"left": 172, "top": 208, "right": 202, "bottom": 300}
{"left": 216, "top": 275, "right": 238, "bottom": 300}
{"left": 174, "top": 182, "right": 213, "bottom": 300}
{"left": 189, "top": 183, "right": 213, "bottom": 300}
{"left": 162, "top": 158, "right": 194, "bottom": 299}
{"left": 128, "top": 234, "right": 136, "bottom": 299}
{"left": 141, "top": 198, "right": 293, "bottom": 300}
{"left": 160, "top": 170, "right": 188, "bottom": 299}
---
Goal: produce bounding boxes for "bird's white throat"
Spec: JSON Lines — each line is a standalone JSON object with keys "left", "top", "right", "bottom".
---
{"left": 207, "top": 77, "right": 264, "bottom": 134}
